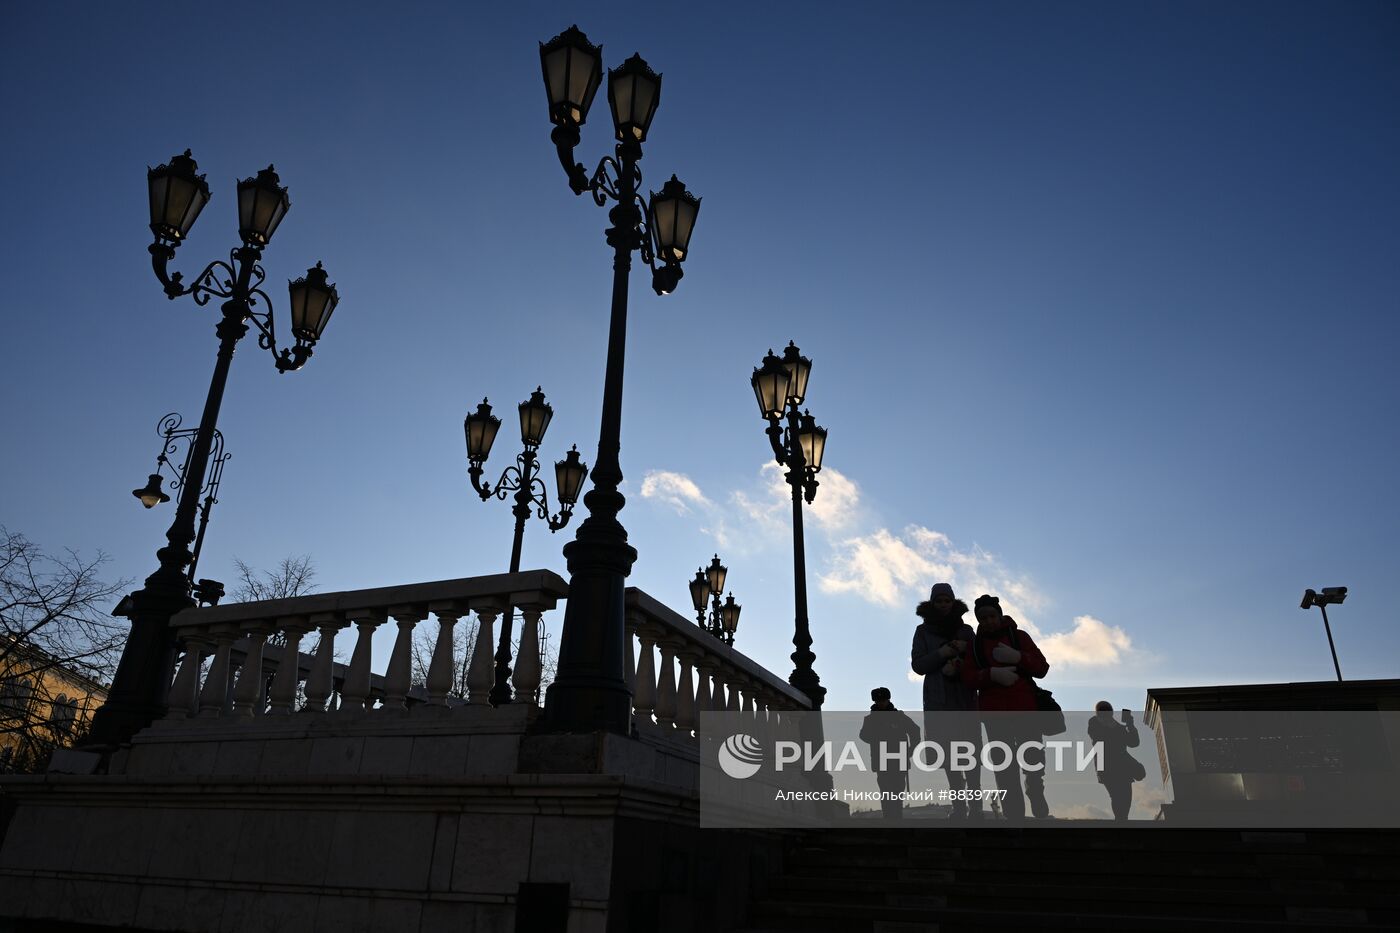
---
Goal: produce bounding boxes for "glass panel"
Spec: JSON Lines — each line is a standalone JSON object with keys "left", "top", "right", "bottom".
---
{"left": 263, "top": 195, "right": 288, "bottom": 242}
{"left": 314, "top": 290, "right": 335, "bottom": 337}
{"left": 149, "top": 175, "right": 167, "bottom": 230}
{"left": 633, "top": 75, "right": 658, "bottom": 132}
{"left": 653, "top": 198, "right": 677, "bottom": 255}
{"left": 674, "top": 199, "right": 698, "bottom": 252}
{"left": 238, "top": 184, "right": 255, "bottom": 236}
{"left": 180, "top": 187, "right": 208, "bottom": 237}
{"left": 610, "top": 73, "right": 634, "bottom": 132}
{"left": 567, "top": 47, "right": 593, "bottom": 107}
{"left": 289, "top": 282, "right": 308, "bottom": 333}
{"left": 544, "top": 47, "right": 567, "bottom": 106}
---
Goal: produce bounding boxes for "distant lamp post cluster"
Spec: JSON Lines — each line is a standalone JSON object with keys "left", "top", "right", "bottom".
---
{"left": 89, "top": 150, "right": 341, "bottom": 748}
{"left": 687, "top": 555, "right": 742, "bottom": 646}
{"left": 751, "top": 341, "right": 829, "bottom": 709}
{"left": 535, "top": 25, "right": 702, "bottom": 733}
{"left": 464, "top": 389, "right": 588, "bottom": 704}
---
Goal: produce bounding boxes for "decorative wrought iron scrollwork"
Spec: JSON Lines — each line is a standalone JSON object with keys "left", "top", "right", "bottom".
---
{"left": 469, "top": 452, "right": 574, "bottom": 532}
{"left": 152, "top": 412, "right": 227, "bottom": 498}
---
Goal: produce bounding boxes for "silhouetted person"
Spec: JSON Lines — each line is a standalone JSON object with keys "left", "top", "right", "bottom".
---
{"left": 859, "top": 687, "right": 921, "bottom": 820}
{"left": 911, "top": 582, "right": 983, "bottom": 819}
{"left": 962, "top": 594, "right": 1051, "bottom": 821}
{"left": 1088, "top": 701, "right": 1141, "bottom": 821}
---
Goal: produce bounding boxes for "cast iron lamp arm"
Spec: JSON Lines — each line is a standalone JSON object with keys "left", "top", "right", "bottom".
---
{"left": 555, "top": 134, "right": 681, "bottom": 296}
{"left": 550, "top": 124, "right": 592, "bottom": 196}
{"left": 764, "top": 415, "right": 790, "bottom": 465}
{"left": 148, "top": 239, "right": 312, "bottom": 374}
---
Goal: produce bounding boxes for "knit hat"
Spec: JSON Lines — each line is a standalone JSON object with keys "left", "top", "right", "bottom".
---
{"left": 929, "top": 582, "right": 955, "bottom": 600}
{"left": 973, "top": 594, "right": 1001, "bottom": 614}
{"left": 871, "top": 686, "right": 891, "bottom": 702}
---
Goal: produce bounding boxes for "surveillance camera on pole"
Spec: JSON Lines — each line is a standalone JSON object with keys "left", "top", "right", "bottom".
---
{"left": 1300, "top": 586, "right": 1348, "bottom": 681}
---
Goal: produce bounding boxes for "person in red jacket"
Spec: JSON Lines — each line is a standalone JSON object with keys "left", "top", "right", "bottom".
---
{"left": 961, "top": 594, "right": 1051, "bottom": 821}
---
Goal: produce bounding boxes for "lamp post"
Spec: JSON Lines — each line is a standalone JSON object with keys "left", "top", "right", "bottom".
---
{"left": 465, "top": 389, "right": 589, "bottom": 704}
{"left": 88, "top": 150, "right": 339, "bottom": 748}
{"left": 687, "top": 556, "right": 742, "bottom": 646}
{"left": 1300, "top": 586, "right": 1348, "bottom": 682}
{"left": 536, "top": 26, "right": 701, "bottom": 733}
{"left": 131, "top": 412, "right": 231, "bottom": 589}
{"left": 751, "top": 342, "right": 829, "bottom": 710}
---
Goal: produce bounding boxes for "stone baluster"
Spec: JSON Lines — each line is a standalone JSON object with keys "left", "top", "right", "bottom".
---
{"left": 709, "top": 670, "right": 727, "bottom": 715}
{"left": 675, "top": 649, "right": 697, "bottom": 735}
{"left": 382, "top": 606, "right": 425, "bottom": 710}
{"left": 727, "top": 676, "right": 742, "bottom": 712}
{"left": 654, "top": 639, "right": 678, "bottom": 729}
{"left": 166, "top": 634, "right": 212, "bottom": 719}
{"left": 340, "top": 609, "right": 386, "bottom": 713}
{"left": 623, "top": 611, "right": 641, "bottom": 698}
{"left": 744, "top": 688, "right": 756, "bottom": 713}
{"left": 633, "top": 627, "right": 657, "bottom": 724}
{"left": 231, "top": 623, "right": 272, "bottom": 715}
{"left": 197, "top": 625, "right": 239, "bottom": 717}
{"left": 466, "top": 602, "right": 501, "bottom": 706}
{"left": 302, "top": 613, "right": 344, "bottom": 713}
{"left": 267, "top": 617, "right": 311, "bottom": 714}
{"left": 693, "top": 659, "right": 713, "bottom": 716}
{"left": 425, "top": 601, "right": 462, "bottom": 706}
{"left": 511, "top": 606, "right": 544, "bottom": 705}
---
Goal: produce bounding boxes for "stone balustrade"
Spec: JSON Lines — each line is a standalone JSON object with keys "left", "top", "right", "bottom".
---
{"left": 159, "top": 570, "right": 809, "bottom": 737}
{"left": 624, "top": 587, "right": 812, "bottom": 739}
{"left": 164, "top": 571, "right": 568, "bottom": 719}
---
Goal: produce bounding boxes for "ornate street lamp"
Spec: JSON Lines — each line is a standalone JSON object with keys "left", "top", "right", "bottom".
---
{"left": 130, "top": 412, "right": 230, "bottom": 587}
{"left": 537, "top": 26, "right": 701, "bottom": 733}
{"left": 466, "top": 390, "right": 587, "bottom": 705}
{"left": 89, "top": 150, "right": 339, "bottom": 748}
{"left": 751, "top": 341, "right": 829, "bottom": 710}
{"left": 685, "top": 555, "right": 741, "bottom": 645}
{"left": 719, "top": 594, "right": 742, "bottom": 647}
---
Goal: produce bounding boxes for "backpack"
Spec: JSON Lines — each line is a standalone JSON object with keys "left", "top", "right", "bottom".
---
{"left": 974, "top": 626, "right": 1066, "bottom": 736}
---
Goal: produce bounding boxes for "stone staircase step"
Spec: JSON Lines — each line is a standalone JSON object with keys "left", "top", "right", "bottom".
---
{"left": 738, "top": 828, "right": 1400, "bottom": 932}
{"left": 766, "top": 873, "right": 1393, "bottom": 913}
{"left": 747, "top": 899, "right": 1390, "bottom": 932}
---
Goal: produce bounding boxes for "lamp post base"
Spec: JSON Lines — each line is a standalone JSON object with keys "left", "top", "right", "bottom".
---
{"left": 539, "top": 532, "right": 636, "bottom": 734}
{"left": 87, "top": 577, "right": 191, "bottom": 747}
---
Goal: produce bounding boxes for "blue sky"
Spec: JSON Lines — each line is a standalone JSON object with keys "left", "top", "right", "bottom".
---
{"left": 2, "top": 1, "right": 1396, "bottom": 713}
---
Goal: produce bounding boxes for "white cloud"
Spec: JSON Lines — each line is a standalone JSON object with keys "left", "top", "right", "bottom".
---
{"left": 817, "top": 528, "right": 952, "bottom": 609}
{"left": 808, "top": 467, "right": 860, "bottom": 530}
{"left": 733, "top": 462, "right": 862, "bottom": 535}
{"left": 819, "top": 524, "right": 1137, "bottom": 670}
{"left": 640, "top": 470, "right": 711, "bottom": 515}
{"left": 818, "top": 524, "right": 1044, "bottom": 627}
{"left": 1040, "top": 615, "right": 1134, "bottom": 668}
{"left": 906, "top": 670, "right": 924, "bottom": 684}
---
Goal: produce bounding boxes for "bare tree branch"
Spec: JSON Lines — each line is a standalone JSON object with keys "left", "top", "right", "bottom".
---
{"left": 230, "top": 554, "right": 318, "bottom": 603}
{"left": 1, "top": 526, "right": 130, "bottom": 773}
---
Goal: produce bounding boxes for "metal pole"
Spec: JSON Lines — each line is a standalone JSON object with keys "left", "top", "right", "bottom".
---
{"left": 542, "top": 148, "right": 640, "bottom": 734}
{"left": 187, "top": 494, "right": 215, "bottom": 585}
{"left": 1319, "top": 604, "right": 1343, "bottom": 682}
{"left": 491, "top": 451, "right": 535, "bottom": 706}
{"left": 783, "top": 405, "right": 825, "bottom": 711}
{"left": 90, "top": 271, "right": 254, "bottom": 746}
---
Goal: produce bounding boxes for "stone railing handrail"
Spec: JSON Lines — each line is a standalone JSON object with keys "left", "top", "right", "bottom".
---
{"left": 170, "top": 571, "right": 568, "bottom": 627}
{"left": 163, "top": 571, "right": 568, "bottom": 719}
